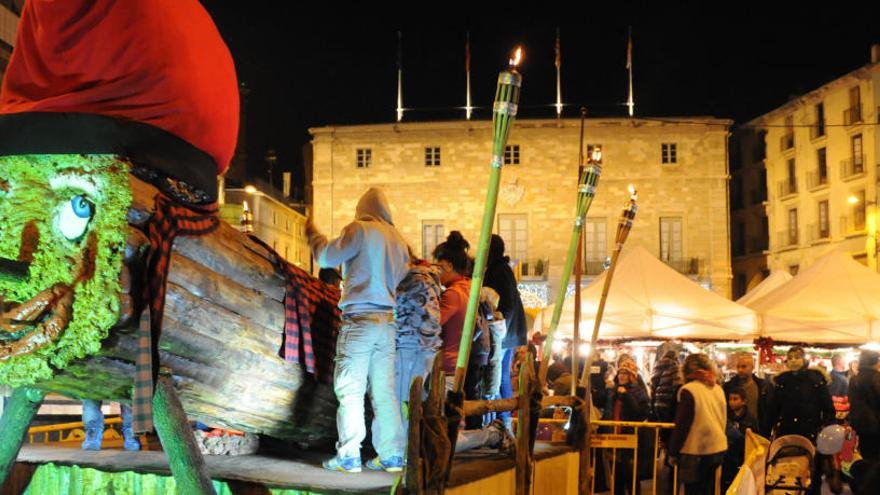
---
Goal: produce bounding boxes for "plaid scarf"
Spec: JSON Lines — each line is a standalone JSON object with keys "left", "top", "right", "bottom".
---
{"left": 133, "top": 193, "right": 220, "bottom": 434}
{"left": 246, "top": 235, "right": 340, "bottom": 382}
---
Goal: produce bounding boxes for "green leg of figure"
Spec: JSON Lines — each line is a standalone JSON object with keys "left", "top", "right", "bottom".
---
{"left": 152, "top": 374, "right": 216, "bottom": 495}
{"left": 0, "top": 387, "right": 46, "bottom": 488}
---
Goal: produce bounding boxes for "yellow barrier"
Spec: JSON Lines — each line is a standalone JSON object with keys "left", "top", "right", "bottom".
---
{"left": 26, "top": 417, "right": 124, "bottom": 445}
{"left": 725, "top": 429, "right": 770, "bottom": 495}
{"left": 590, "top": 420, "right": 723, "bottom": 495}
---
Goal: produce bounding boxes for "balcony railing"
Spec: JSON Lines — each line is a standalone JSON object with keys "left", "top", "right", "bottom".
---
{"left": 517, "top": 258, "right": 550, "bottom": 281}
{"left": 779, "top": 133, "right": 795, "bottom": 151}
{"left": 844, "top": 105, "right": 863, "bottom": 126}
{"left": 806, "top": 169, "right": 828, "bottom": 190}
{"left": 840, "top": 214, "right": 867, "bottom": 237}
{"left": 778, "top": 178, "right": 798, "bottom": 198}
{"left": 662, "top": 257, "right": 701, "bottom": 275}
{"left": 810, "top": 122, "right": 826, "bottom": 139}
{"left": 776, "top": 230, "right": 799, "bottom": 249}
{"left": 840, "top": 155, "right": 866, "bottom": 181}
{"left": 807, "top": 222, "right": 831, "bottom": 243}
{"left": 749, "top": 236, "right": 769, "bottom": 253}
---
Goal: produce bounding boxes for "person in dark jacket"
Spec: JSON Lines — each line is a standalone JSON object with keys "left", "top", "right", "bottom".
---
{"left": 849, "top": 350, "right": 880, "bottom": 462}
{"left": 829, "top": 354, "right": 851, "bottom": 422}
{"left": 766, "top": 346, "right": 835, "bottom": 443}
{"left": 603, "top": 359, "right": 650, "bottom": 494}
{"left": 650, "top": 350, "right": 682, "bottom": 423}
{"left": 722, "top": 388, "right": 759, "bottom": 491}
{"left": 483, "top": 234, "right": 527, "bottom": 432}
{"left": 722, "top": 354, "right": 771, "bottom": 435}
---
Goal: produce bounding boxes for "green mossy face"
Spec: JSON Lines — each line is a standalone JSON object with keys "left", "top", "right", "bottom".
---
{"left": 0, "top": 155, "right": 131, "bottom": 386}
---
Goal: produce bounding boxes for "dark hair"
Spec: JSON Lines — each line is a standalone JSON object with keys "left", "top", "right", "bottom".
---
{"left": 860, "top": 350, "right": 879, "bottom": 369}
{"left": 728, "top": 387, "right": 746, "bottom": 401}
{"left": 433, "top": 231, "right": 470, "bottom": 273}
{"left": 318, "top": 268, "right": 342, "bottom": 287}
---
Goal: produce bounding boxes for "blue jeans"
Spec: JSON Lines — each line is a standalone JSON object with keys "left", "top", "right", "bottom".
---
{"left": 335, "top": 313, "right": 405, "bottom": 460}
{"left": 499, "top": 348, "right": 514, "bottom": 425}
{"left": 82, "top": 400, "right": 132, "bottom": 431}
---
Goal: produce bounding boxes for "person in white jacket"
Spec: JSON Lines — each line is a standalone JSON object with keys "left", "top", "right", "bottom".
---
{"left": 307, "top": 187, "right": 409, "bottom": 473}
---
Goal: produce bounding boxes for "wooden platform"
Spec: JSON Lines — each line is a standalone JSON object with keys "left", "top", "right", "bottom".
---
{"left": 6, "top": 442, "right": 575, "bottom": 494}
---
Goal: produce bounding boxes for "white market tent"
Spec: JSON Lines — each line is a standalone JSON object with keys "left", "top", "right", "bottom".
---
{"left": 541, "top": 245, "right": 757, "bottom": 341}
{"left": 747, "top": 249, "right": 880, "bottom": 344}
{"left": 736, "top": 270, "right": 793, "bottom": 306}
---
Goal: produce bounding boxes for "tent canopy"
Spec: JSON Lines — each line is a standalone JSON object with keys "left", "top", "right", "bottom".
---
{"left": 736, "top": 270, "right": 793, "bottom": 306}
{"left": 542, "top": 245, "right": 757, "bottom": 341}
{"left": 747, "top": 249, "right": 880, "bottom": 344}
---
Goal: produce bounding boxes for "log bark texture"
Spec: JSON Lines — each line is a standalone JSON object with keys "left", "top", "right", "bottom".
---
{"left": 31, "top": 178, "right": 340, "bottom": 447}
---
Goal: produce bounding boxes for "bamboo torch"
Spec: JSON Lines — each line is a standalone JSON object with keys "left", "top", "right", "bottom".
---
{"left": 537, "top": 146, "right": 602, "bottom": 387}
{"left": 452, "top": 47, "right": 523, "bottom": 394}
{"left": 579, "top": 186, "right": 638, "bottom": 387}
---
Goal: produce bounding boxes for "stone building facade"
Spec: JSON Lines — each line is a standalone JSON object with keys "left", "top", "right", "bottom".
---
{"left": 750, "top": 56, "right": 880, "bottom": 274}
{"left": 309, "top": 117, "right": 733, "bottom": 302}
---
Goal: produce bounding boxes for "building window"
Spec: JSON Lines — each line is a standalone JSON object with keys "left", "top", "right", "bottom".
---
{"left": 788, "top": 208, "right": 798, "bottom": 246}
{"left": 661, "top": 143, "right": 677, "bottom": 164}
{"left": 817, "top": 148, "right": 827, "bottom": 185}
{"left": 497, "top": 214, "right": 527, "bottom": 261}
{"left": 814, "top": 102, "right": 825, "bottom": 138}
{"left": 659, "top": 217, "right": 683, "bottom": 263}
{"left": 845, "top": 86, "right": 862, "bottom": 124}
{"left": 356, "top": 148, "right": 372, "bottom": 168}
{"left": 425, "top": 146, "right": 441, "bottom": 167}
{"left": 785, "top": 158, "right": 797, "bottom": 194}
{"left": 422, "top": 221, "right": 444, "bottom": 259}
{"left": 818, "top": 200, "right": 829, "bottom": 239}
{"left": 789, "top": 264, "right": 799, "bottom": 276}
{"left": 272, "top": 211, "right": 277, "bottom": 226}
{"left": 504, "top": 145, "right": 520, "bottom": 165}
{"left": 852, "top": 134, "right": 864, "bottom": 173}
{"left": 853, "top": 190, "right": 866, "bottom": 231}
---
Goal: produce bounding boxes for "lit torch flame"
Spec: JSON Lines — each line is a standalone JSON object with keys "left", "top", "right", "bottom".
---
{"left": 242, "top": 200, "right": 249, "bottom": 212}
{"left": 590, "top": 146, "right": 602, "bottom": 164}
{"left": 509, "top": 46, "right": 523, "bottom": 68}
{"left": 628, "top": 184, "right": 638, "bottom": 199}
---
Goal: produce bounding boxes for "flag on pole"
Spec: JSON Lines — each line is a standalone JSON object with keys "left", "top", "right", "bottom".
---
{"left": 626, "top": 26, "right": 634, "bottom": 117}
{"left": 396, "top": 31, "right": 404, "bottom": 122}
{"left": 555, "top": 27, "right": 562, "bottom": 118}
{"left": 465, "top": 31, "right": 472, "bottom": 120}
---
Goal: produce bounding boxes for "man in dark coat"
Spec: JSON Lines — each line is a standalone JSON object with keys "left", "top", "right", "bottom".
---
{"left": 483, "top": 234, "right": 527, "bottom": 431}
{"left": 722, "top": 353, "right": 771, "bottom": 435}
{"left": 766, "top": 346, "right": 835, "bottom": 443}
{"left": 849, "top": 350, "right": 880, "bottom": 461}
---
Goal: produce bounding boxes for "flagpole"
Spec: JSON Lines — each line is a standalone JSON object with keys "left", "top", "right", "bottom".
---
{"left": 626, "top": 26, "right": 634, "bottom": 118}
{"left": 466, "top": 32, "right": 473, "bottom": 120}
{"left": 555, "top": 28, "right": 562, "bottom": 118}
{"left": 396, "top": 31, "right": 404, "bottom": 122}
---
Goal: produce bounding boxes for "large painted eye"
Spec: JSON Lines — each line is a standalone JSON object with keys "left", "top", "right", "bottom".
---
{"left": 58, "top": 195, "right": 95, "bottom": 241}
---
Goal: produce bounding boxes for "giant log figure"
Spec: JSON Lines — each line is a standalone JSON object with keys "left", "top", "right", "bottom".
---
{"left": 0, "top": 1, "right": 340, "bottom": 493}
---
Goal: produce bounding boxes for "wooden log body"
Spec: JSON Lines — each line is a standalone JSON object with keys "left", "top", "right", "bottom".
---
{"left": 31, "top": 178, "right": 340, "bottom": 447}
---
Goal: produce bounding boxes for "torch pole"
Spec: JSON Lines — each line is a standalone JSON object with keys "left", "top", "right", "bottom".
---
{"left": 572, "top": 108, "right": 587, "bottom": 396}
{"left": 537, "top": 150, "right": 601, "bottom": 388}
{"left": 579, "top": 189, "right": 638, "bottom": 388}
{"left": 452, "top": 49, "right": 523, "bottom": 394}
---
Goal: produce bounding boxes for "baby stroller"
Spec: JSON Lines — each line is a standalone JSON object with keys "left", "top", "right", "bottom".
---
{"left": 765, "top": 435, "right": 815, "bottom": 494}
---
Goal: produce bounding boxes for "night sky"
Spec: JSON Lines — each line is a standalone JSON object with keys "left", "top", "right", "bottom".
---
{"left": 200, "top": 6, "right": 880, "bottom": 194}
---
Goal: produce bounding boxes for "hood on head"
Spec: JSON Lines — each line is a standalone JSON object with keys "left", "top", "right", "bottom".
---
{"left": 355, "top": 187, "right": 393, "bottom": 224}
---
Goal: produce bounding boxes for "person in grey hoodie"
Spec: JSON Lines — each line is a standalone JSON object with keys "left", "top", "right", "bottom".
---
{"left": 307, "top": 187, "right": 410, "bottom": 473}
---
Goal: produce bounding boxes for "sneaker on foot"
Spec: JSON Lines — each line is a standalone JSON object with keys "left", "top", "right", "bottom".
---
{"left": 490, "top": 419, "right": 516, "bottom": 455}
{"left": 81, "top": 428, "right": 103, "bottom": 451}
{"left": 323, "top": 455, "right": 362, "bottom": 473}
{"left": 365, "top": 455, "right": 405, "bottom": 473}
{"left": 122, "top": 428, "right": 141, "bottom": 452}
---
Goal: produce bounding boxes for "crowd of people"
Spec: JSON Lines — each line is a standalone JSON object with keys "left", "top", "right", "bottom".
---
{"left": 306, "top": 188, "right": 527, "bottom": 473}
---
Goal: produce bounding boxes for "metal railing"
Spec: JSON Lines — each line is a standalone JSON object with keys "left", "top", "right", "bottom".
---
{"left": 776, "top": 230, "right": 799, "bottom": 249}
{"left": 807, "top": 222, "right": 830, "bottom": 243}
{"left": 806, "top": 169, "right": 828, "bottom": 190}
{"left": 589, "top": 419, "right": 721, "bottom": 495}
{"left": 844, "top": 105, "right": 863, "bottom": 126}
{"left": 779, "top": 133, "right": 794, "bottom": 151}
{"left": 26, "top": 417, "right": 123, "bottom": 445}
{"left": 516, "top": 258, "right": 550, "bottom": 281}
{"left": 809, "top": 122, "right": 825, "bottom": 139}
{"left": 840, "top": 155, "right": 866, "bottom": 180}
{"left": 777, "top": 179, "right": 797, "bottom": 198}
{"left": 662, "top": 257, "right": 701, "bottom": 275}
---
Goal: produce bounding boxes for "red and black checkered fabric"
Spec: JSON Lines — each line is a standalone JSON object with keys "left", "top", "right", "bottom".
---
{"left": 134, "top": 193, "right": 220, "bottom": 434}
{"left": 246, "top": 235, "right": 341, "bottom": 383}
